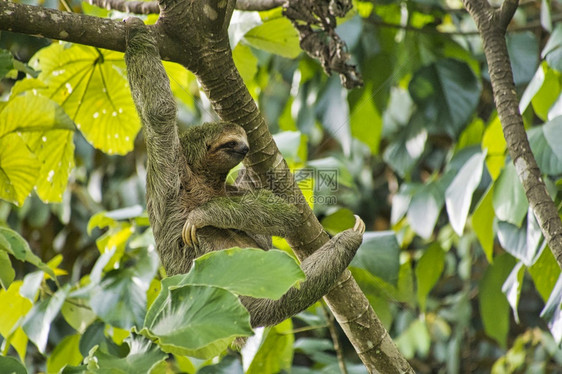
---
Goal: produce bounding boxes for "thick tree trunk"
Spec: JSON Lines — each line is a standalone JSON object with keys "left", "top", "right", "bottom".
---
{"left": 0, "top": 0, "right": 413, "bottom": 371}
{"left": 463, "top": 0, "right": 562, "bottom": 268}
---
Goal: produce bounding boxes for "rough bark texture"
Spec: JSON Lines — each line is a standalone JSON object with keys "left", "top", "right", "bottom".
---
{"left": 0, "top": 0, "right": 414, "bottom": 372}
{"left": 463, "top": 0, "right": 562, "bottom": 268}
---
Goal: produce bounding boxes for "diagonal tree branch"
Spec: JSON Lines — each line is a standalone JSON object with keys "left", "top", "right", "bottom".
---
{"left": 463, "top": 0, "right": 562, "bottom": 268}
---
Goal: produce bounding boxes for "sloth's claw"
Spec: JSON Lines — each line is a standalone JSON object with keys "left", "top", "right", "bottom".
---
{"left": 182, "top": 220, "right": 198, "bottom": 247}
{"left": 353, "top": 215, "right": 366, "bottom": 234}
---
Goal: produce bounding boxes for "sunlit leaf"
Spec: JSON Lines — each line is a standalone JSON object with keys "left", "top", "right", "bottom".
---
{"left": 27, "top": 43, "right": 140, "bottom": 154}
{"left": 350, "top": 84, "right": 383, "bottom": 155}
{"left": 23, "top": 130, "right": 75, "bottom": 203}
{"left": 415, "top": 244, "right": 445, "bottom": 312}
{"left": 479, "top": 254, "right": 515, "bottom": 348}
{"left": 46, "top": 334, "right": 82, "bottom": 374}
{"left": 0, "top": 134, "right": 39, "bottom": 206}
{"left": 472, "top": 186, "right": 495, "bottom": 263}
{"left": 445, "top": 151, "right": 485, "bottom": 235}
{"left": 0, "top": 281, "right": 32, "bottom": 361}
{"left": 233, "top": 44, "right": 258, "bottom": 85}
{"left": 482, "top": 116, "right": 506, "bottom": 180}
{"left": 529, "top": 247, "right": 561, "bottom": 302}
{"left": 244, "top": 17, "right": 300, "bottom": 58}
{"left": 530, "top": 65, "right": 560, "bottom": 121}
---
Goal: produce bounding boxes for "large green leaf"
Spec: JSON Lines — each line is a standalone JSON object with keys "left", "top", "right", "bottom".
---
{"left": 0, "top": 94, "right": 75, "bottom": 204}
{"left": 26, "top": 43, "right": 140, "bottom": 154}
{"left": 415, "top": 244, "right": 445, "bottom": 312}
{"left": 244, "top": 18, "right": 300, "bottom": 58}
{"left": 492, "top": 162, "right": 528, "bottom": 227}
{"left": 141, "top": 284, "right": 253, "bottom": 358}
{"left": 22, "top": 284, "right": 70, "bottom": 353}
{"left": 445, "top": 151, "right": 486, "bottom": 235}
{"left": 351, "top": 231, "right": 400, "bottom": 286}
{"left": 479, "top": 254, "right": 516, "bottom": 348}
{"left": 409, "top": 58, "right": 481, "bottom": 136}
{"left": 164, "top": 248, "right": 305, "bottom": 300}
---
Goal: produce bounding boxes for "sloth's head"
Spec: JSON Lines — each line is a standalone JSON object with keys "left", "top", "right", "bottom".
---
{"left": 180, "top": 122, "right": 249, "bottom": 176}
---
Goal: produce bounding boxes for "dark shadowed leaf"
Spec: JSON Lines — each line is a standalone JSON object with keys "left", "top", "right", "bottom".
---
{"left": 409, "top": 58, "right": 481, "bottom": 136}
{"left": 0, "top": 356, "right": 27, "bottom": 374}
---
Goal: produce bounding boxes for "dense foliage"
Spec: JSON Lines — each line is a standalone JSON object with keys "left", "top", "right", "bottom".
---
{"left": 2, "top": 0, "right": 562, "bottom": 372}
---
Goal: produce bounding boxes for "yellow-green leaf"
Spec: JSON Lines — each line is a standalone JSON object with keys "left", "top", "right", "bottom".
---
{"left": 23, "top": 130, "right": 75, "bottom": 203}
{"left": 28, "top": 43, "right": 140, "bottom": 154}
{"left": 0, "top": 281, "right": 32, "bottom": 361}
{"left": 0, "top": 94, "right": 74, "bottom": 136}
{"left": 244, "top": 18, "right": 300, "bottom": 58}
{"left": 46, "top": 334, "right": 82, "bottom": 373}
{"left": 0, "top": 134, "right": 39, "bottom": 206}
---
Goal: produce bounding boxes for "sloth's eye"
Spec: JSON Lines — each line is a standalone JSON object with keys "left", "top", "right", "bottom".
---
{"left": 223, "top": 141, "right": 237, "bottom": 148}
